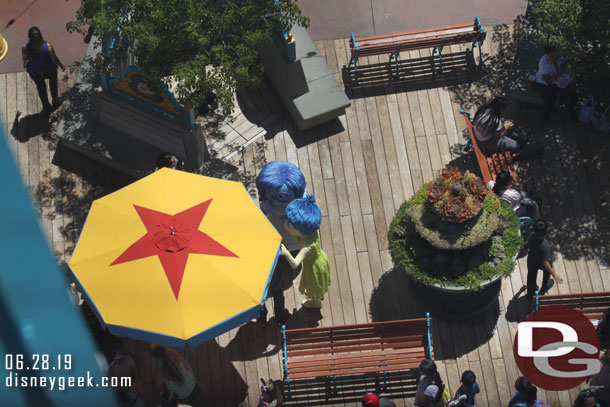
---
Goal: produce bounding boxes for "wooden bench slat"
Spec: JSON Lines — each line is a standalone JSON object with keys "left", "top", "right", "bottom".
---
{"left": 286, "top": 347, "right": 425, "bottom": 366}
{"left": 282, "top": 316, "right": 433, "bottom": 397}
{"left": 288, "top": 351, "right": 426, "bottom": 372}
{"left": 287, "top": 334, "right": 425, "bottom": 350}
{"left": 288, "top": 353, "right": 426, "bottom": 376}
{"left": 286, "top": 323, "right": 426, "bottom": 336}
{"left": 357, "top": 30, "right": 478, "bottom": 49}
{"left": 537, "top": 292, "right": 610, "bottom": 323}
{"left": 288, "top": 361, "right": 423, "bottom": 380}
{"left": 286, "top": 327, "right": 426, "bottom": 343}
{"left": 539, "top": 298, "right": 610, "bottom": 306}
{"left": 285, "top": 318, "right": 427, "bottom": 334}
{"left": 353, "top": 22, "right": 475, "bottom": 43}
{"left": 540, "top": 293, "right": 610, "bottom": 300}
{"left": 287, "top": 340, "right": 425, "bottom": 357}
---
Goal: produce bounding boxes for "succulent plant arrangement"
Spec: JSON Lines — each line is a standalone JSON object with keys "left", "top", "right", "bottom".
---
{"left": 425, "top": 166, "right": 488, "bottom": 224}
{"left": 389, "top": 165, "right": 520, "bottom": 289}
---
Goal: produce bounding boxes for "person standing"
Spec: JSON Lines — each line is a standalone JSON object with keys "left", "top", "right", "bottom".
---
{"left": 525, "top": 221, "right": 563, "bottom": 301}
{"left": 150, "top": 345, "right": 208, "bottom": 407}
{"left": 414, "top": 359, "right": 445, "bottom": 407}
{"left": 507, "top": 377, "right": 540, "bottom": 406}
{"left": 21, "top": 27, "right": 65, "bottom": 115}
{"left": 450, "top": 370, "right": 480, "bottom": 407}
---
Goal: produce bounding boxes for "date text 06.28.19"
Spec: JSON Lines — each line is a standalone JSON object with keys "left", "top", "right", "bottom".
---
{"left": 5, "top": 354, "right": 72, "bottom": 371}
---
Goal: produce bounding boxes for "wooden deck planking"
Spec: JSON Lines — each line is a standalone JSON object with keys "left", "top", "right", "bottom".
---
{"left": 4, "top": 73, "right": 18, "bottom": 161}
{"left": 305, "top": 126, "right": 329, "bottom": 217}
{"left": 5, "top": 23, "right": 610, "bottom": 407}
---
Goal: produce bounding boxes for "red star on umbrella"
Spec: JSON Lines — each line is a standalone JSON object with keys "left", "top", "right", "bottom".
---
{"left": 111, "top": 200, "right": 238, "bottom": 299}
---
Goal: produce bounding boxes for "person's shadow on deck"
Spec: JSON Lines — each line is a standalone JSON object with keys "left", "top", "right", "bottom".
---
{"left": 10, "top": 111, "right": 51, "bottom": 143}
{"left": 505, "top": 285, "right": 534, "bottom": 323}
{"left": 224, "top": 320, "right": 282, "bottom": 361}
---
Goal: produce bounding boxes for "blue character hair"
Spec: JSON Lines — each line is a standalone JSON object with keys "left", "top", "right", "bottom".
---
{"left": 256, "top": 161, "right": 306, "bottom": 203}
{"left": 285, "top": 195, "right": 321, "bottom": 236}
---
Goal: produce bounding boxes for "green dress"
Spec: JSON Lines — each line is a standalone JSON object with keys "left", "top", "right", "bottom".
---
{"left": 296, "top": 231, "right": 331, "bottom": 301}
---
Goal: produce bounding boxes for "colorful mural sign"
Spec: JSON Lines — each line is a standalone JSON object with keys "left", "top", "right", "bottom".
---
{"left": 101, "top": 67, "right": 195, "bottom": 129}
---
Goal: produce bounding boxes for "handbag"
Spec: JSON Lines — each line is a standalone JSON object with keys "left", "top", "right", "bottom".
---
{"left": 579, "top": 96, "right": 595, "bottom": 123}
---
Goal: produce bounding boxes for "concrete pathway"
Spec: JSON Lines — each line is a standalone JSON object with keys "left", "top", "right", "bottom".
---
{"left": 299, "top": 0, "right": 528, "bottom": 40}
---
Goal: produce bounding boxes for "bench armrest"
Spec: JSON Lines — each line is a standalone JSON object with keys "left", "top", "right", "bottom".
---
{"left": 282, "top": 324, "right": 289, "bottom": 382}
{"left": 426, "top": 312, "right": 433, "bottom": 360}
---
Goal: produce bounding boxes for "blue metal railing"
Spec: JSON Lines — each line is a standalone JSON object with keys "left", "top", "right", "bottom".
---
{"left": 426, "top": 312, "right": 433, "bottom": 360}
{"left": 282, "top": 324, "right": 291, "bottom": 398}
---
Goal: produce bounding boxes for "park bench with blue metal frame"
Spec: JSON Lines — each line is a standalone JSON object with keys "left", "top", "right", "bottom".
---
{"left": 349, "top": 17, "right": 486, "bottom": 84}
{"left": 535, "top": 291, "right": 610, "bottom": 322}
{"left": 281, "top": 315, "right": 433, "bottom": 398}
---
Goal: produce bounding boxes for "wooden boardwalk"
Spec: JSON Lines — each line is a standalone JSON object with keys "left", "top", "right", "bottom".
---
{"left": 1, "top": 24, "right": 609, "bottom": 407}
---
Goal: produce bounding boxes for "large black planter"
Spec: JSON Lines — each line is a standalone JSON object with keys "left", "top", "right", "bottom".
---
{"left": 409, "top": 274, "right": 502, "bottom": 320}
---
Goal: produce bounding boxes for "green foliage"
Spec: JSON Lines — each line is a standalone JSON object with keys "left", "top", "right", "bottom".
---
{"left": 409, "top": 194, "right": 502, "bottom": 250}
{"left": 530, "top": 0, "right": 610, "bottom": 79}
{"left": 67, "top": 0, "right": 310, "bottom": 114}
{"left": 388, "top": 179, "right": 520, "bottom": 290}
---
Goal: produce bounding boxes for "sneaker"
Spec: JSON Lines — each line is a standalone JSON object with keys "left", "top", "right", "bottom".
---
{"left": 539, "top": 279, "right": 555, "bottom": 295}
{"left": 302, "top": 298, "right": 322, "bottom": 308}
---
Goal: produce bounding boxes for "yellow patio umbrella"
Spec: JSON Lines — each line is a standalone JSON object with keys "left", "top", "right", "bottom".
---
{"left": 69, "top": 168, "right": 281, "bottom": 348}
{"left": 0, "top": 33, "right": 8, "bottom": 62}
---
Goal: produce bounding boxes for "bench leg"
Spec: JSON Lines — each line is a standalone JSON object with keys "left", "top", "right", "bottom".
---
{"left": 285, "top": 380, "right": 291, "bottom": 400}
{"left": 432, "top": 38, "right": 446, "bottom": 73}
{"left": 349, "top": 57, "right": 359, "bottom": 85}
{"left": 324, "top": 377, "right": 331, "bottom": 400}
{"left": 389, "top": 51, "right": 400, "bottom": 80}
{"left": 333, "top": 375, "right": 338, "bottom": 397}
{"left": 383, "top": 371, "right": 388, "bottom": 393}
{"left": 374, "top": 373, "right": 381, "bottom": 395}
{"left": 432, "top": 47, "right": 441, "bottom": 73}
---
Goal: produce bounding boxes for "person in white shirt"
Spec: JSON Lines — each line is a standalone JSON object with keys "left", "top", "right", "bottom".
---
{"left": 488, "top": 171, "right": 541, "bottom": 220}
{"left": 533, "top": 45, "right": 577, "bottom": 122}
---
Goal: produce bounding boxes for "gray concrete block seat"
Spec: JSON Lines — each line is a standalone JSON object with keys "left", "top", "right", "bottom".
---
{"left": 258, "top": 26, "right": 350, "bottom": 130}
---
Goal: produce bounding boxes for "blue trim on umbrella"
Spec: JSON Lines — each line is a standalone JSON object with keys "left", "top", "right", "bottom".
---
{"left": 68, "top": 173, "right": 283, "bottom": 349}
{"left": 68, "top": 268, "right": 107, "bottom": 331}
{"left": 262, "top": 246, "right": 281, "bottom": 303}
{"left": 103, "top": 304, "right": 263, "bottom": 349}
{"left": 69, "top": 234, "right": 281, "bottom": 350}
